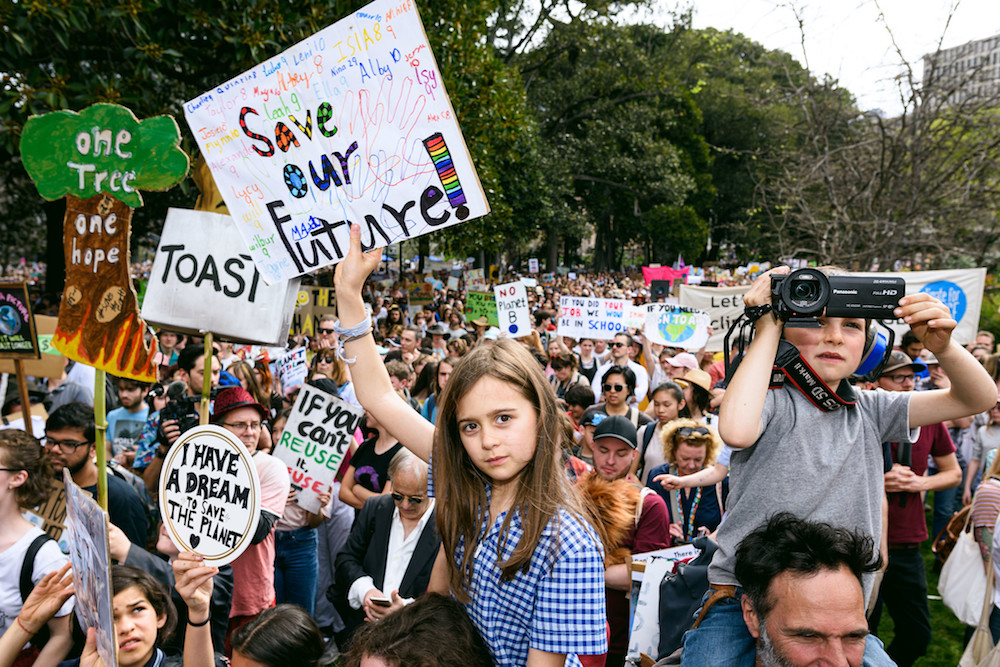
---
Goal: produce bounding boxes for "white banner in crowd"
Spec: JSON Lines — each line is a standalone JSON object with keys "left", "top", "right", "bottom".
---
{"left": 681, "top": 268, "right": 987, "bottom": 350}
{"left": 644, "top": 305, "right": 711, "bottom": 350}
{"left": 184, "top": 0, "right": 489, "bottom": 284}
{"left": 678, "top": 285, "right": 748, "bottom": 352}
{"left": 276, "top": 347, "right": 309, "bottom": 394}
{"left": 494, "top": 281, "right": 531, "bottom": 338}
{"left": 159, "top": 426, "right": 262, "bottom": 566}
{"left": 856, "top": 268, "right": 986, "bottom": 346}
{"left": 558, "top": 296, "right": 633, "bottom": 340}
{"left": 142, "top": 209, "right": 301, "bottom": 345}
{"left": 272, "top": 384, "right": 365, "bottom": 513}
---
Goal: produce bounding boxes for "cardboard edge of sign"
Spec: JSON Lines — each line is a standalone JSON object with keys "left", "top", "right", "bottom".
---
{"left": 158, "top": 425, "right": 262, "bottom": 567}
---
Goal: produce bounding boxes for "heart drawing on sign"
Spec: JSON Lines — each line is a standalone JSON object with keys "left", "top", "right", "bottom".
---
{"left": 189, "top": 534, "right": 201, "bottom": 549}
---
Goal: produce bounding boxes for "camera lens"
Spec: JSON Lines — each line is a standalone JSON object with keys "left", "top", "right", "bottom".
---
{"left": 792, "top": 281, "right": 818, "bottom": 302}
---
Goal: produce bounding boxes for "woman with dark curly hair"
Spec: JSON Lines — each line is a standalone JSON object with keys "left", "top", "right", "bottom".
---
{"left": 0, "top": 429, "right": 74, "bottom": 667}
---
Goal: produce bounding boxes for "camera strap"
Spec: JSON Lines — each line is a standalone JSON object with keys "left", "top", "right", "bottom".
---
{"left": 768, "top": 340, "right": 857, "bottom": 412}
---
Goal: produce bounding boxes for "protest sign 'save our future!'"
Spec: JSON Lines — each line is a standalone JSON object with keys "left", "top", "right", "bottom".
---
{"left": 184, "top": 0, "right": 489, "bottom": 284}
{"left": 159, "top": 426, "right": 262, "bottom": 566}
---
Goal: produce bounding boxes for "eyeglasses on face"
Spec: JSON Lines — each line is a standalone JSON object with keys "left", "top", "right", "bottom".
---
{"left": 317, "top": 327, "right": 336, "bottom": 335}
{"left": 885, "top": 373, "right": 915, "bottom": 384}
{"left": 317, "top": 356, "right": 336, "bottom": 363}
{"left": 43, "top": 439, "right": 91, "bottom": 454}
{"left": 220, "top": 421, "right": 263, "bottom": 433}
{"left": 391, "top": 492, "right": 425, "bottom": 505}
{"left": 603, "top": 383, "right": 626, "bottom": 392}
{"left": 677, "top": 426, "right": 710, "bottom": 437}
{"left": 609, "top": 342, "right": 627, "bottom": 348}
{"left": 0, "top": 468, "right": 25, "bottom": 473}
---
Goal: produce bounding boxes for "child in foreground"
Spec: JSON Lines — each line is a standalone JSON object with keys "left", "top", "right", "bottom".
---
{"left": 334, "top": 224, "right": 607, "bottom": 667}
{"left": 682, "top": 267, "right": 997, "bottom": 666}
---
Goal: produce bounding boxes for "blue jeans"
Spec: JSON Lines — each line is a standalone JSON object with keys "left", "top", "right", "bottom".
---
{"left": 680, "top": 589, "right": 897, "bottom": 666}
{"left": 274, "top": 526, "right": 318, "bottom": 615}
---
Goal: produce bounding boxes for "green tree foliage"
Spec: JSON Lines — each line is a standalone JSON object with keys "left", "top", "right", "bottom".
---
{"left": 522, "top": 21, "right": 714, "bottom": 271}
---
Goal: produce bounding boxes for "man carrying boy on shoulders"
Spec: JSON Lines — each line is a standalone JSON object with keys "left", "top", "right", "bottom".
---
{"left": 681, "top": 267, "right": 997, "bottom": 666}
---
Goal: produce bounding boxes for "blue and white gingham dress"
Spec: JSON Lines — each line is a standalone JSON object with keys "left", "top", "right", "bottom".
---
{"left": 455, "top": 488, "right": 608, "bottom": 667}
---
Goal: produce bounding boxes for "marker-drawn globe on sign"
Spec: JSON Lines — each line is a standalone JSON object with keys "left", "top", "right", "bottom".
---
{"left": 0, "top": 305, "right": 22, "bottom": 335}
{"left": 659, "top": 312, "right": 697, "bottom": 344}
{"left": 919, "top": 281, "right": 966, "bottom": 322}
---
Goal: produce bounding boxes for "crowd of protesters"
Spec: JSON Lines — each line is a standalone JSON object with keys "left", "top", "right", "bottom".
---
{"left": 1, "top": 239, "right": 999, "bottom": 666}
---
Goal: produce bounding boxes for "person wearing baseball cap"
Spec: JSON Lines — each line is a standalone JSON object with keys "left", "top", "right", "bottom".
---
{"left": 590, "top": 414, "right": 671, "bottom": 666}
{"left": 212, "top": 386, "right": 291, "bottom": 639}
{"left": 871, "top": 351, "right": 960, "bottom": 662}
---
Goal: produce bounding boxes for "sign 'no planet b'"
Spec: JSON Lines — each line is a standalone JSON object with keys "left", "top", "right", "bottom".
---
{"left": 184, "top": 0, "right": 490, "bottom": 284}
{"left": 159, "top": 426, "right": 262, "bottom": 566}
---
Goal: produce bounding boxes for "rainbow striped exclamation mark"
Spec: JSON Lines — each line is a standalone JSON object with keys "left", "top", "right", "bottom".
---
{"left": 423, "top": 132, "right": 470, "bottom": 220}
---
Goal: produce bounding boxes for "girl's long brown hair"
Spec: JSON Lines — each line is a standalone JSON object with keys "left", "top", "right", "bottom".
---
{"left": 433, "top": 339, "right": 597, "bottom": 602}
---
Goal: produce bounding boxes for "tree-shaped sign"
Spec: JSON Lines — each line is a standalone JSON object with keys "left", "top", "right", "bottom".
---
{"left": 20, "top": 103, "right": 189, "bottom": 381}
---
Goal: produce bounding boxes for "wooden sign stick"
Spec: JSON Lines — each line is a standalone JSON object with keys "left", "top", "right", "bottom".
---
{"left": 200, "top": 331, "right": 213, "bottom": 426}
{"left": 94, "top": 369, "right": 108, "bottom": 510}
{"left": 13, "top": 360, "right": 33, "bottom": 438}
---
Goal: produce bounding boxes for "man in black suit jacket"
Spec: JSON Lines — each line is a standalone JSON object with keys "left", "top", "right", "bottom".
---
{"left": 334, "top": 452, "right": 440, "bottom": 638}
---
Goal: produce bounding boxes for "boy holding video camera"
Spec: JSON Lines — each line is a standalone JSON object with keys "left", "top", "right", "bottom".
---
{"left": 681, "top": 267, "right": 997, "bottom": 666}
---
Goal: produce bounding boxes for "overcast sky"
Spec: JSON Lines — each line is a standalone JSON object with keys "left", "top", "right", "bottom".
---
{"left": 642, "top": 0, "right": 1000, "bottom": 114}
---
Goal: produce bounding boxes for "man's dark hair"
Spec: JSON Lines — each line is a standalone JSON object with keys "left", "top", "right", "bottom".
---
{"left": 45, "top": 402, "right": 96, "bottom": 443}
{"left": 735, "top": 512, "right": 882, "bottom": 618}
{"left": 565, "top": 384, "right": 596, "bottom": 410}
{"left": 232, "top": 604, "right": 324, "bottom": 667}
{"left": 602, "top": 364, "right": 636, "bottom": 396}
{"left": 384, "top": 360, "right": 414, "bottom": 383}
{"left": 114, "top": 376, "right": 151, "bottom": 391}
{"left": 344, "top": 593, "right": 493, "bottom": 667}
{"left": 534, "top": 309, "right": 552, "bottom": 326}
{"left": 900, "top": 329, "right": 920, "bottom": 349}
{"left": 177, "top": 344, "right": 216, "bottom": 373}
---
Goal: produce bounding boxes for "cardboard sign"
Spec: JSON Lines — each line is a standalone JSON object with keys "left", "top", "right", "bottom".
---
{"left": 0, "top": 316, "right": 66, "bottom": 378}
{"left": 291, "top": 286, "right": 337, "bottom": 337}
{"left": 408, "top": 281, "right": 435, "bottom": 307}
{"left": 271, "top": 384, "right": 364, "bottom": 513}
{"left": 528, "top": 258, "right": 539, "bottom": 274}
{"left": 53, "top": 195, "right": 160, "bottom": 381}
{"left": 64, "top": 470, "right": 116, "bottom": 667}
{"left": 159, "top": 425, "right": 262, "bottom": 566}
{"left": 184, "top": 0, "right": 490, "bottom": 284}
{"left": 557, "top": 296, "right": 633, "bottom": 340}
{"left": 142, "top": 208, "right": 301, "bottom": 345}
{"left": 464, "top": 291, "right": 498, "bottom": 326}
{"left": 0, "top": 283, "right": 39, "bottom": 358}
{"left": 494, "top": 281, "right": 530, "bottom": 338}
{"left": 644, "top": 305, "right": 711, "bottom": 350}
{"left": 24, "top": 477, "right": 67, "bottom": 549}
{"left": 276, "top": 347, "right": 309, "bottom": 394}
{"left": 446, "top": 276, "right": 460, "bottom": 290}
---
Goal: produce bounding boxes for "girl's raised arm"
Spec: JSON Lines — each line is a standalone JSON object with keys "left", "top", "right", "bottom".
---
{"left": 335, "top": 224, "right": 435, "bottom": 461}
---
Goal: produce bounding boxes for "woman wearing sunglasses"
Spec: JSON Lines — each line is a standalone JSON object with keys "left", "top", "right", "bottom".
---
{"left": 646, "top": 420, "right": 727, "bottom": 544}
{"left": 579, "top": 366, "right": 654, "bottom": 439}
{"left": 333, "top": 451, "right": 440, "bottom": 642}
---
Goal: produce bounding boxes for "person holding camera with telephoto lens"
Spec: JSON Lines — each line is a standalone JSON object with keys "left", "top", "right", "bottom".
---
{"left": 680, "top": 266, "right": 997, "bottom": 666}
{"left": 133, "top": 345, "right": 221, "bottom": 493}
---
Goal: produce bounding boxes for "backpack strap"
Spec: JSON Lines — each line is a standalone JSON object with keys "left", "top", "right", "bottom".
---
{"left": 637, "top": 424, "right": 658, "bottom": 478}
{"left": 20, "top": 533, "right": 55, "bottom": 603}
{"left": 636, "top": 487, "right": 655, "bottom": 528}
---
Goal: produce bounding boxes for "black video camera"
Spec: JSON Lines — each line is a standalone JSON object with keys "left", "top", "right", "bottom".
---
{"left": 158, "top": 382, "right": 220, "bottom": 440}
{"left": 770, "top": 268, "right": 904, "bottom": 322}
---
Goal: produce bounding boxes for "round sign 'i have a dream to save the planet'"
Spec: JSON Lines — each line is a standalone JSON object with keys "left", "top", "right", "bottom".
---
{"left": 158, "top": 425, "right": 261, "bottom": 566}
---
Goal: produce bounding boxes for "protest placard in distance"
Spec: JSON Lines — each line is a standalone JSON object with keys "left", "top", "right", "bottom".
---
{"left": 494, "top": 281, "right": 530, "bottom": 338}
{"left": 408, "top": 281, "right": 435, "bottom": 306}
{"left": 64, "top": 470, "right": 116, "bottom": 667}
{"left": 465, "top": 268, "right": 486, "bottom": 289}
{"left": 557, "top": 295, "right": 633, "bottom": 340}
{"left": 678, "top": 284, "right": 749, "bottom": 352}
{"left": 528, "top": 258, "right": 539, "bottom": 274}
{"left": 644, "top": 304, "right": 711, "bottom": 350}
{"left": 159, "top": 425, "right": 262, "bottom": 567}
{"left": 290, "top": 286, "right": 337, "bottom": 336}
{"left": 276, "top": 347, "right": 309, "bottom": 394}
{"left": 142, "top": 208, "right": 301, "bottom": 346}
{"left": 184, "top": 0, "right": 490, "bottom": 285}
{"left": 464, "top": 291, "right": 498, "bottom": 326}
{"left": 0, "top": 316, "right": 65, "bottom": 378}
{"left": 271, "top": 384, "right": 364, "bottom": 513}
{"left": 0, "top": 283, "right": 39, "bottom": 359}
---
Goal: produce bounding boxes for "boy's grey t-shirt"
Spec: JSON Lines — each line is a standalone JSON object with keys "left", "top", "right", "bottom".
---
{"left": 709, "top": 385, "right": 914, "bottom": 596}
